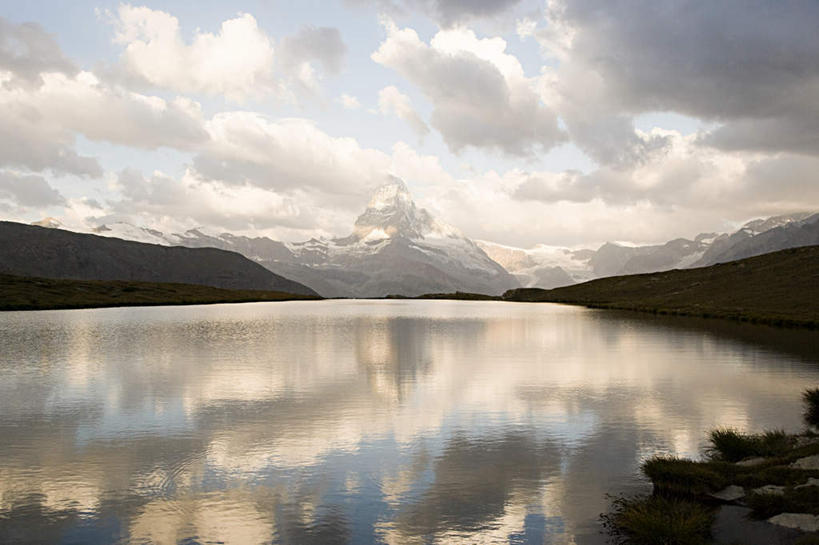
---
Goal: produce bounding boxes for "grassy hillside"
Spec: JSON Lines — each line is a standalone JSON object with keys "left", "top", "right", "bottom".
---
{"left": 503, "top": 245, "right": 819, "bottom": 328}
{"left": 0, "top": 274, "right": 320, "bottom": 311}
{"left": 0, "top": 221, "right": 318, "bottom": 296}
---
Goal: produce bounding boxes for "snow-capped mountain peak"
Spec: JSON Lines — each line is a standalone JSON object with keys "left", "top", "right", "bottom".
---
{"left": 366, "top": 177, "right": 412, "bottom": 211}
{"left": 352, "top": 178, "right": 460, "bottom": 241}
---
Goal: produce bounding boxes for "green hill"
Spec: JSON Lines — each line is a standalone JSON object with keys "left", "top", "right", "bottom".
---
{"left": 0, "top": 274, "right": 320, "bottom": 311}
{"left": 503, "top": 245, "right": 819, "bottom": 328}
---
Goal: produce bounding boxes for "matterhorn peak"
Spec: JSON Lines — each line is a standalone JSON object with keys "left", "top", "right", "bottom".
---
{"left": 352, "top": 177, "right": 446, "bottom": 241}
{"left": 366, "top": 176, "right": 412, "bottom": 212}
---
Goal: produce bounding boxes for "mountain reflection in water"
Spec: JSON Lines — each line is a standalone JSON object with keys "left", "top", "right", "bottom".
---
{"left": 1, "top": 300, "right": 818, "bottom": 544}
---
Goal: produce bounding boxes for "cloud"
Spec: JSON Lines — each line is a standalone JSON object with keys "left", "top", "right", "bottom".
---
{"left": 108, "top": 167, "right": 316, "bottom": 234}
{"left": 279, "top": 26, "right": 346, "bottom": 75}
{"left": 378, "top": 85, "right": 428, "bottom": 136}
{"left": 111, "top": 6, "right": 347, "bottom": 102}
{"left": 336, "top": 93, "right": 361, "bottom": 109}
{"left": 112, "top": 5, "right": 276, "bottom": 101}
{"left": 0, "top": 69, "right": 208, "bottom": 168}
{"left": 0, "top": 170, "right": 65, "bottom": 207}
{"left": 346, "top": 0, "right": 523, "bottom": 27}
{"left": 277, "top": 26, "right": 348, "bottom": 98}
{"left": 192, "top": 112, "right": 391, "bottom": 207}
{"left": 0, "top": 17, "right": 76, "bottom": 86}
{"left": 372, "top": 21, "right": 565, "bottom": 156}
{"left": 532, "top": 0, "right": 819, "bottom": 158}
{"left": 0, "top": 95, "right": 101, "bottom": 177}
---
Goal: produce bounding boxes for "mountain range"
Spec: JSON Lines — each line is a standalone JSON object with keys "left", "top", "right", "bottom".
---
{"left": 84, "top": 178, "right": 518, "bottom": 298}
{"left": 480, "top": 212, "right": 819, "bottom": 289}
{"left": 25, "top": 179, "right": 819, "bottom": 297}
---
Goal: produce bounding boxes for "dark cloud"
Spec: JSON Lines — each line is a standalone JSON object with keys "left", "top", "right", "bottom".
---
{"left": 543, "top": 0, "right": 819, "bottom": 157}
{"left": 0, "top": 170, "right": 65, "bottom": 207}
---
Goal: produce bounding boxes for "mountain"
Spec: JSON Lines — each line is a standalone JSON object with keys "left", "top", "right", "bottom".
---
{"left": 692, "top": 213, "right": 819, "bottom": 266}
{"left": 28, "top": 188, "right": 816, "bottom": 296}
{"left": 503, "top": 245, "right": 819, "bottom": 328}
{"left": 484, "top": 212, "right": 817, "bottom": 289}
{"left": 476, "top": 242, "right": 589, "bottom": 288}
{"left": 0, "top": 221, "right": 318, "bottom": 296}
{"left": 87, "top": 178, "right": 519, "bottom": 298}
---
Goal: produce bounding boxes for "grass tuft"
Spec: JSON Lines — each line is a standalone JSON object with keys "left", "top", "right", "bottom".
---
{"left": 642, "top": 457, "right": 728, "bottom": 496}
{"left": 747, "top": 486, "right": 819, "bottom": 519}
{"left": 601, "top": 494, "right": 714, "bottom": 545}
{"left": 707, "top": 428, "right": 792, "bottom": 462}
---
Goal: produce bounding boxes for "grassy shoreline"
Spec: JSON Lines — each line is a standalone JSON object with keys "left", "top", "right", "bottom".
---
{"left": 604, "top": 390, "right": 819, "bottom": 544}
{"left": 503, "top": 245, "right": 819, "bottom": 329}
{"left": 0, "top": 274, "right": 321, "bottom": 311}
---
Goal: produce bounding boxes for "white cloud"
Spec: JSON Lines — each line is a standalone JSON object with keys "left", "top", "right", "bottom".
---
{"left": 0, "top": 69, "right": 208, "bottom": 167}
{"left": 113, "top": 5, "right": 277, "bottom": 101}
{"left": 110, "top": 6, "right": 347, "bottom": 102}
{"left": 193, "top": 112, "right": 391, "bottom": 207}
{"left": 337, "top": 93, "right": 361, "bottom": 109}
{"left": 372, "top": 21, "right": 565, "bottom": 156}
{"left": 377, "top": 85, "right": 428, "bottom": 136}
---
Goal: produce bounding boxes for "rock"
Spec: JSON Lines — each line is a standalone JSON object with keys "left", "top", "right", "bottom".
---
{"left": 795, "top": 436, "right": 819, "bottom": 447}
{"left": 796, "top": 477, "right": 819, "bottom": 489}
{"left": 713, "top": 506, "right": 804, "bottom": 545}
{"left": 736, "top": 456, "right": 767, "bottom": 467}
{"left": 768, "top": 513, "right": 819, "bottom": 532}
{"left": 752, "top": 484, "right": 785, "bottom": 496}
{"left": 791, "top": 455, "right": 819, "bottom": 470}
{"left": 710, "top": 485, "right": 745, "bottom": 502}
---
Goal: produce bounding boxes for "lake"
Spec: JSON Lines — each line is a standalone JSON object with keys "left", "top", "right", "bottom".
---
{"left": 1, "top": 300, "right": 818, "bottom": 544}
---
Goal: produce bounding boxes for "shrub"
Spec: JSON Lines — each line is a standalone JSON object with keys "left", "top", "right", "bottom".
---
{"left": 601, "top": 495, "right": 714, "bottom": 545}
{"left": 804, "top": 388, "right": 819, "bottom": 428}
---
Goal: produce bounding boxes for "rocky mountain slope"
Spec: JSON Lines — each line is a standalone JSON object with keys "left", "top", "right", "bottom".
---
{"left": 0, "top": 222, "right": 318, "bottom": 296}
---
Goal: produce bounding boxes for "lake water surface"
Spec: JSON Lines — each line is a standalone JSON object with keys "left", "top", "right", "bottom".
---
{"left": 2, "top": 300, "right": 819, "bottom": 544}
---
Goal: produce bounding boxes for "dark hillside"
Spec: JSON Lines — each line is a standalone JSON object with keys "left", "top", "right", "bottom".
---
{"left": 504, "top": 245, "right": 819, "bottom": 328}
{"left": 0, "top": 221, "right": 318, "bottom": 296}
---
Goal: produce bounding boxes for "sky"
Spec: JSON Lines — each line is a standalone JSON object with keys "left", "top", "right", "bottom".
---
{"left": 0, "top": 0, "right": 818, "bottom": 248}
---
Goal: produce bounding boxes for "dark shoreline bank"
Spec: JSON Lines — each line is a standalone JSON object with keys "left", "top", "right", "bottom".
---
{"left": 0, "top": 274, "right": 321, "bottom": 312}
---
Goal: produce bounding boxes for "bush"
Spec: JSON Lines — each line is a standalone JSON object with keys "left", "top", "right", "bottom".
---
{"left": 804, "top": 388, "right": 819, "bottom": 428}
{"left": 707, "top": 428, "right": 791, "bottom": 462}
{"left": 601, "top": 495, "right": 714, "bottom": 545}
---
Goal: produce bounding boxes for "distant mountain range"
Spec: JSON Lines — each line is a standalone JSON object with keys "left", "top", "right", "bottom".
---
{"left": 0, "top": 221, "right": 318, "bottom": 296}
{"left": 22, "top": 179, "right": 819, "bottom": 297}
{"left": 480, "top": 212, "right": 819, "bottom": 289}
